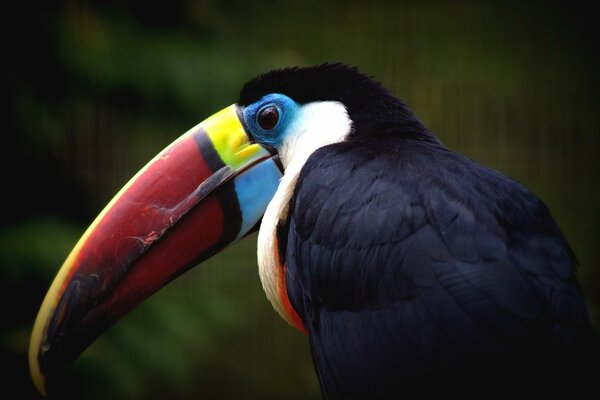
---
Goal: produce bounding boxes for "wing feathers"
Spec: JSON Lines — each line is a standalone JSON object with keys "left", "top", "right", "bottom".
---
{"left": 284, "top": 140, "right": 594, "bottom": 397}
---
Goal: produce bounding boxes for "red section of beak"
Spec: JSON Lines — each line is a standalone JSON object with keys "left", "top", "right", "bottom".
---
{"left": 77, "top": 193, "right": 226, "bottom": 329}
{"left": 33, "top": 124, "right": 248, "bottom": 390}
{"left": 54, "top": 129, "right": 225, "bottom": 323}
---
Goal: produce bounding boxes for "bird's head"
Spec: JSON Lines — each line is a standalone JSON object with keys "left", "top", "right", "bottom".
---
{"left": 29, "top": 63, "right": 430, "bottom": 395}
{"left": 238, "top": 64, "right": 430, "bottom": 165}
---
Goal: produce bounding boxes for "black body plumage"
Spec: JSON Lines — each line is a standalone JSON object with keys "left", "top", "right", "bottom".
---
{"left": 242, "top": 64, "right": 597, "bottom": 397}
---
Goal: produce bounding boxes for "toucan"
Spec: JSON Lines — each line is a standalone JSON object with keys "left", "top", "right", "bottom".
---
{"left": 30, "top": 64, "right": 596, "bottom": 397}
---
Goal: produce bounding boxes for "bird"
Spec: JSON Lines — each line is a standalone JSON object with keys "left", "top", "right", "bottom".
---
{"left": 30, "top": 63, "right": 596, "bottom": 397}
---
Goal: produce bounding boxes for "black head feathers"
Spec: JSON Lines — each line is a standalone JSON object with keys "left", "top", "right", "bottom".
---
{"left": 238, "top": 63, "right": 436, "bottom": 141}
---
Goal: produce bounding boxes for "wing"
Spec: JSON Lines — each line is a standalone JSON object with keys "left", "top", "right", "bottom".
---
{"left": 284, "top": 138, "right": 595, "bottom": 397}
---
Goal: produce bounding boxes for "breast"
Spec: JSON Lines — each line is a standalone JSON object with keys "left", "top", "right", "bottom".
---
{"left": 257, "top": 160, "right": 307, "bottom": 334}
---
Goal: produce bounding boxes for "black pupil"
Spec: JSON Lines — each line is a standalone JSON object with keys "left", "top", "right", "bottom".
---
{"left": 258, "top": 106, "right": 279, "bottom": 130}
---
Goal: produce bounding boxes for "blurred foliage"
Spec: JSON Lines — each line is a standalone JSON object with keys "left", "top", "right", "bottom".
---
{"left": 2, "top": 0, "right": 598, "bottom": 399}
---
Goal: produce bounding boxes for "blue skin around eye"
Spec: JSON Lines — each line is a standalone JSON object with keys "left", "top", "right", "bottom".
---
{"left": 242, "top": 93, "right": 300, "bottom": 149}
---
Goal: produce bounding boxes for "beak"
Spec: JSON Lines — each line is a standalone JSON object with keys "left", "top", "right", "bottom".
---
{"left": 29, "top": 104, "right": 282, "bottom": 395}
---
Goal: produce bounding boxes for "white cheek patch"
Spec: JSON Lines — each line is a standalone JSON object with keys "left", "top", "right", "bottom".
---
{"left": 279, "top": 101, "right": 352, "bottom": 171}
{"left": 257, "top": 101, "right": 352, "bottom": 326}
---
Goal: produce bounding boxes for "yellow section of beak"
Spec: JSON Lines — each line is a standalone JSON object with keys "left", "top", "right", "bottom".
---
{"left": 203, "top": 104, "right": 269, "bottom": 169}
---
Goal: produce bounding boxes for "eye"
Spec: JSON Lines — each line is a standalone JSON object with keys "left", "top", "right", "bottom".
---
{"left": 257, "top": 105, "right": 280, "bottom": 131}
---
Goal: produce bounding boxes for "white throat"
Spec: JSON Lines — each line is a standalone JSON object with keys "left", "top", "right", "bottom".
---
{"left": 257, "top": 101, "right": 352, "bottom": 326}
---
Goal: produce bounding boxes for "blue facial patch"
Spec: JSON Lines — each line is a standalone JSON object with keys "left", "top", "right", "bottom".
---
{"left": 242, "top": 93, "right": 300, "bottom": 149}
{"left": 233, "top": 158, "right": 282, "bottom": 240}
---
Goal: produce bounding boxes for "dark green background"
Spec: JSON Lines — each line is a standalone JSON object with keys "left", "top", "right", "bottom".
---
{"left": 2, "top": 1, "right": 598, "bottom": 398}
